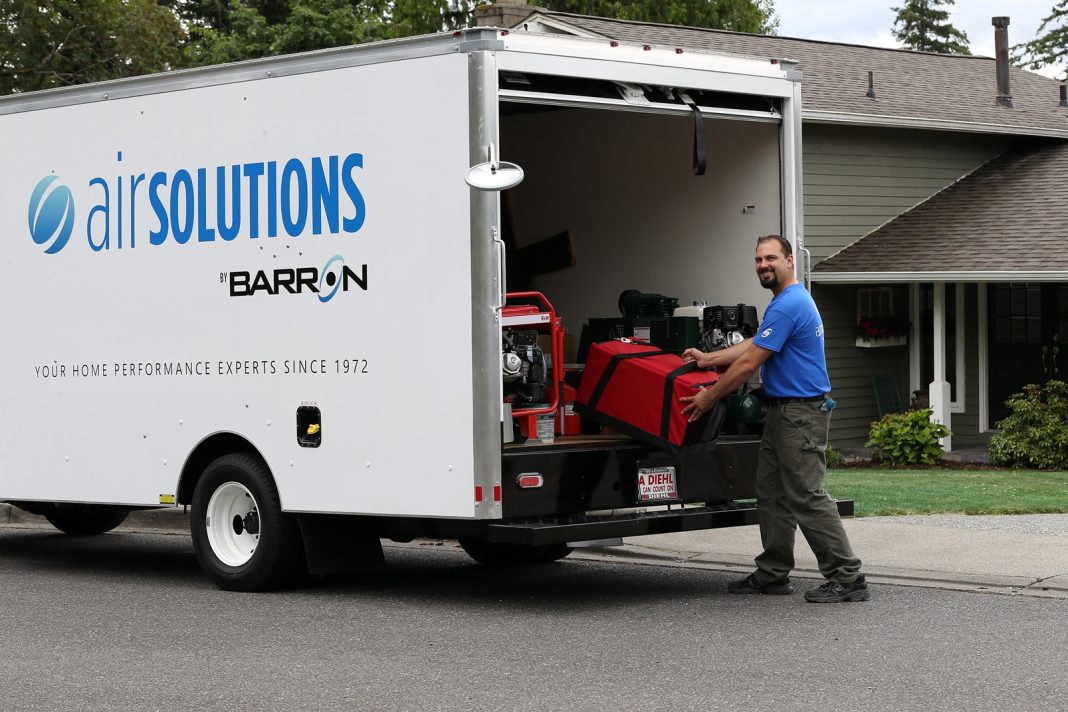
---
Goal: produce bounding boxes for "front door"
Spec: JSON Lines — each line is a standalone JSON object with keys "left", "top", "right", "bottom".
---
{"left": 988, "top": 284, "right": 1068, "bottom": 424}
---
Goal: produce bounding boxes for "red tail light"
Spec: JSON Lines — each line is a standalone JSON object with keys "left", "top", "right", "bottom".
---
{"left": 516, "top": 473, "right": 544, "bottom": 489}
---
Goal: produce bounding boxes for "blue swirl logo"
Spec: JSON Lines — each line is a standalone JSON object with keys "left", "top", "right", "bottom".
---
{"left": 28, "top": 176, "right": 76, "bottom": 254}
{"left": 317, "top": 255, "right": 346, "bottom": 303}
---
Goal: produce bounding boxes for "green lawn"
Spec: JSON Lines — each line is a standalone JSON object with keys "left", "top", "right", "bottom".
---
{"left": 823, "top": 468, "right": 1068, "bottom": 517}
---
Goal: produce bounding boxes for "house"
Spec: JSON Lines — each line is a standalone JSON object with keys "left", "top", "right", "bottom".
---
{"left": 475, "top": 3, "right": 1068, "bottom": 449}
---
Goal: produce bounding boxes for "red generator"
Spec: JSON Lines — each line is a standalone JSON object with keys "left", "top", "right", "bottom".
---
{"left": 501, "top": 291, "right": 565, "bottom": 442}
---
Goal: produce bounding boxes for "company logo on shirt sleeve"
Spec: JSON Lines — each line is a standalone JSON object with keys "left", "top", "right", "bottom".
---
{"left": 761, "top": 328, "right": 773, "bottom": 338}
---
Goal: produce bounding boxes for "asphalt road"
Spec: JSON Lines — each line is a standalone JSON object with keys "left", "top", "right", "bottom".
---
{"left": 0, "top": 528, "right": 1065, "bottom": 712}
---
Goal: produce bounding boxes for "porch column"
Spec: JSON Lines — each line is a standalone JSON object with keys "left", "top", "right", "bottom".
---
{"left": 929, "top": 282, "right": 952, "bottom": 450}
{"left": 909, "top": 282, "right": 921, "bottom": 397}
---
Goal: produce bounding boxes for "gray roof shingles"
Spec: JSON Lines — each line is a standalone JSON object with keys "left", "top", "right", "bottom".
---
{"left": 813, "top": 139, "right": 1068, "bottom": 274}
{"left": 523, "top": 11, "right": 1068, "bottom": 137}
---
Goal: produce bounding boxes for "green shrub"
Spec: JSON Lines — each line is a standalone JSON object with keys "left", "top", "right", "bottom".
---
{"left": 988, "top": 381, "right": 1068, "bottom": 470}
{"left": 865, "top": 408, "right": 951, "bottom": 465}
{"left": 826, "top": 444, "right": 841, "bottom": 469}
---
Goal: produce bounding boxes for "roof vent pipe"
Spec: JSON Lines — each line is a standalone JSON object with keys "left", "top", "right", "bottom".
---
{"left": 1060, "top": 84, "right": 1067, "bottom": 108}
{"left": 993, "top": 16, "right": 1013, "bottom": 108}
{"left": 866, "top": 71, "right": 876, "bottom": 99}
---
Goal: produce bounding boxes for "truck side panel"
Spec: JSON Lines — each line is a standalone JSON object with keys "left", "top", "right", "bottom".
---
{"left": 0, "top": 53, "right": 480, "bottom": 518}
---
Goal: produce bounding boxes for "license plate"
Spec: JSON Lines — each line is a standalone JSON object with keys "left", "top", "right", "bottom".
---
{"left": 637, "top": 465, "right": 678, "bottom": 502}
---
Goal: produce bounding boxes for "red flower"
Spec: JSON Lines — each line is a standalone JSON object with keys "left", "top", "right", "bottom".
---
{"left": 855, "top": 316, "right": 909, "bottom": 340}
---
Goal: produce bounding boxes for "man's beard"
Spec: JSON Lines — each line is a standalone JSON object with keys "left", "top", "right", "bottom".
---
{"left": 759, "top": 270, "right": 778, "bottom": 290}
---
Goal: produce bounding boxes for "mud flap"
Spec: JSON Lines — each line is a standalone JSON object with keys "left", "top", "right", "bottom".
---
{"left": 678, "top": 441, "right": 734, "bottom": 504}
{"left": 297, "top": 514, "right": 385, "bottom": 575}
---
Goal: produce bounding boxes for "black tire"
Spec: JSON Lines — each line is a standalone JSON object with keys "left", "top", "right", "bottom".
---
{"left": 43, "top": 506, "right": 129, "bottom": 535}
{"left": 190, "top": 453, "right": 302, "bottom": 591}
{"left": 458, "top": 538, "right": 572, "bottom": 566}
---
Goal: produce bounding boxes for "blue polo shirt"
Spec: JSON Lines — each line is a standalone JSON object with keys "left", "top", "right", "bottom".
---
{"left": 751, "top": 283, "right": 831, "bottom": 399}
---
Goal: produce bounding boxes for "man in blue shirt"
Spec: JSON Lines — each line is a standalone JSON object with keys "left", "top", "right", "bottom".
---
{"left": 680, "top": 234, "right": 868, "bottom": 603}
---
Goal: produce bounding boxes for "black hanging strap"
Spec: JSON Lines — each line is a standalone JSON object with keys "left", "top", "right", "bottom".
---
{"left": 660, "top": 362, "right": 699, "bottom": 440}
{"left": 681, "top": 94, "right": 706, "bottom": 176}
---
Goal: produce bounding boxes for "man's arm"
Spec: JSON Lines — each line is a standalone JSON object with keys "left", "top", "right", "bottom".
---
{"left": 681, "top": 337, "right": 754, "bottom": 369}
{"left": 680, "top": 342, "right": 773, "bottom": 422}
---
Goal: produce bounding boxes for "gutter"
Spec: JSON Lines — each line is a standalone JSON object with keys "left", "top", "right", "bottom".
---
{"left": 803, "top": 110, "right": 1068, "bottom": 139}
{"left": 812, "top": 270, "right": 1068, "bottom": 283}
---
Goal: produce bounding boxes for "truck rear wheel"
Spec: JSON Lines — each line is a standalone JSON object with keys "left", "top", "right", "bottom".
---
{"left": 43, "top": 506, "right": 129, "bottom": 535}
{"left": 190, "top": 453, "right": 302, "bottom": 591}
{"left": 458, "top": 539, "right": 572, "bottom": 566}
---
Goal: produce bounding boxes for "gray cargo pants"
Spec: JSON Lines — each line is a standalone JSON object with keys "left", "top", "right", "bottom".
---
{"left": 752, "top": 400, "right": 862, "bottom": 585}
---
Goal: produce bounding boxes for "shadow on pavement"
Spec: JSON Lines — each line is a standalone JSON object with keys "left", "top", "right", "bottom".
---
{"left": 0, "top": 528, "right": 201, "bottom": 583}
{"left": 0, "top": 528, "right": 732, "bottom": 609}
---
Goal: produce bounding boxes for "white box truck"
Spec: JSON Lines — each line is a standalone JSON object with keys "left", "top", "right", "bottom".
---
{"left": 0, "top": 28, "right": 845, "bottom": 590}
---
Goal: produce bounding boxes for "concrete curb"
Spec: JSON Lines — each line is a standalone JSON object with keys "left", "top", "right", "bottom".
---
{"left": 568, "top": 542, "right": 1068, "bottom": 599}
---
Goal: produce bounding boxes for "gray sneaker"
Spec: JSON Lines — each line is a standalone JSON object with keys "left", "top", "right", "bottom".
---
{"left": 804, "top": 575, "right": 870, "bottom": 603}
{"left": 728, "top": 573, "right": 794, "bottom": 595}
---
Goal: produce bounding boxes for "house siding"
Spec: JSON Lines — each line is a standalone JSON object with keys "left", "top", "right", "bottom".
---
{"left": 815, "top": 282, "right": 994, "bottom": 449}
{"left": 815, "top": 283, "right": 911, "bottom": 447}
{"left": 802, "top": 125, "right": 1008, "bottom": 262}
{"left": 804, "top": 126, "right": 1007, "bottom": 446}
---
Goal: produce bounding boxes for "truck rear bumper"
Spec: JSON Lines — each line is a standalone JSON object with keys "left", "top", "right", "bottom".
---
{"left": 500, "top": 435, "right": 760, "bottom": 518}
{"left": 487, "top": 500, "right": 855, "bottom": 546}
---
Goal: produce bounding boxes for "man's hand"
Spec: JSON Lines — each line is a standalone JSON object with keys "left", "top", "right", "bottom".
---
{"left": 680, "top": 385, "right": 716, "bottom": 422}
{"left": 681, "top": 348, "right": 710, "bottom": 368}
{"left": 682, "top": 342, "right": 771, "bottom": 423}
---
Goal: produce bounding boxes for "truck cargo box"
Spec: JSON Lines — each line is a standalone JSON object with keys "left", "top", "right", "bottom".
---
{"left": 0, "top": 28, "right": 830, "bottom": 589}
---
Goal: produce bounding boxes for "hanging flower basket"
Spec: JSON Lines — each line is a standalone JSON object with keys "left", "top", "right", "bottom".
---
{"left": 854, "top": 315, "right": 909, "bottom": 348}
{"left": 855, "top": 334, "right": 907, "bottom": 348}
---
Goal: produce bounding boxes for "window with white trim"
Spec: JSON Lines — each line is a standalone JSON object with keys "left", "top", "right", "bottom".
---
{"left": 857, "top": 286, "right": 893, "bottom": 320}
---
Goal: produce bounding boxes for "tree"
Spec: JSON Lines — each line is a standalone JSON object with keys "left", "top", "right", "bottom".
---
{"left": 180, "top": 0, "right": 388, "bottom": 65}
{"left": 1014, "top": 1, "right": 1068, "bottom": 81}
{"left": 389, "top": 0, "right": 475, "bottom": 36}
{"left": 178, "top": 0, "right": 778, "bottom": 68}
{"left": 0, "top": 0, "right": 184, "bottom": 94}
{"left": 891, "top": 0, "right": 969, "bottom": 54}
{"left": 1, "top": 0, "right": 780, "bottom": 94}
{"left": 177, "top": 0, "right": 476, "bottom": 66}
{"left": 530, "top": 0, "right": 778, "bottom": 35}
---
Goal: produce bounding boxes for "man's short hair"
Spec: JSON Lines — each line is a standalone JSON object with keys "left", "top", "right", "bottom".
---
{"left": 756, "top": 234, "right": 792, "bottom": 258}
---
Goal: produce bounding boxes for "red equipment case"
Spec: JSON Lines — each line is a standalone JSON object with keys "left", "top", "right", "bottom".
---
{"left": 575, "top": 340, "right": 726, "bottom": 453}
